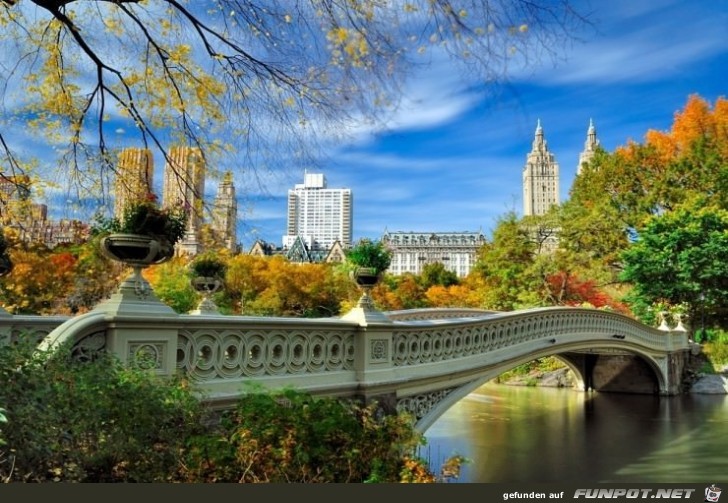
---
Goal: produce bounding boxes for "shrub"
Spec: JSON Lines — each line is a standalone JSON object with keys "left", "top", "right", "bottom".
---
{"left": 0, "top": 339, "right": 207, "bottom": 482}
{"left": 0, "top": 342, "right": 461, "bottom": 483}
{"left": 179, "top": 388, "right": 454, "bottom": 483}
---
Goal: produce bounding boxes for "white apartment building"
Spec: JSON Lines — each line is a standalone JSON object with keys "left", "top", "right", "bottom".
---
{"left": 283, "top": 173, "right": 352, "bottom": 251}
{"left": 382, "top": 231, "right": 486, "bottom": 278}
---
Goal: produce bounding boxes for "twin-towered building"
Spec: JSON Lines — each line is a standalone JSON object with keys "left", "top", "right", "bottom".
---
{"left": 523, "top": 119, "right": 599, "bottom": 217}
{"left": 521, "top": 120, "right": 599, "bottom": 253}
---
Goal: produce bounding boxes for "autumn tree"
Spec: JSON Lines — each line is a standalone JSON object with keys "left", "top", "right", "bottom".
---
{"left": 425, "top": 283, "right": 480, "bottom": 308}
{"left": 373, "top": 273, "right": 428, "bottom": 311}
{"left": 558, "top": 94, "right": 727, "bottom": 309}
{"left": 220, "top": 254, "right": 350, "bottom": 317}
{"left": 0, "top": 0, "right": 591, "bottom": 217}
{"left": 568, "top": 95, "right": 727, "bottom": 231}
{"left": 0, "top": 231, "right": 126, "bottom": 315}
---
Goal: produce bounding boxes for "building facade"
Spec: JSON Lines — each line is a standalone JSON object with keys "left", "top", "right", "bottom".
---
{"left": 162, "top": 146, "right": 206, "bottom": 256}
{"left": 381, "top": 231, "right": 486, "bottom": 278}
{"left": 114, "top": 148, "right": 154, "bottom": 220}
{"left": 212, "top": 171, "right": 238, "bottom": 253}
{"left": 523, "top": 120, "right": 560, "bottom": 217}
{"left": 283, "top": 173, "right": 352, "bottom": 252}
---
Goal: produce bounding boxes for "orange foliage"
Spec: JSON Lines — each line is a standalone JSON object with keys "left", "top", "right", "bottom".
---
{"left": 671, "top": 94, "right": 714, "bottom": 150}
{"left": 425, "top": 284, "right": 479, "bottom": 308}
{"left": 644, "top": 129, "right": 677, "bottom": 164}
{"left": 645, "top": 94, "right": 727, "bottom": 156}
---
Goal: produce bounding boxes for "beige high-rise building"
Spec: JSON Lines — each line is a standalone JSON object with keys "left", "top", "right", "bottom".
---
{"left": 212, "top": 171, "right": 238, "bottom": 252}
{"left": 523, "top": 120, "right": 560, "bottom": 217}
{"left": 162, "top": 145, "right": 205, "bottom": 256}
{"left": 113, "top": 148, "right": 154, "bottom": 220}
{"left": 577, "top": 119, "right": 599, "bottom": 176}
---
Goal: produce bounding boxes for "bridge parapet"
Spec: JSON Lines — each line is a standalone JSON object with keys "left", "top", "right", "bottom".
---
{"left": 390, "top": 307, "right": 689, "bottom": 368}
{"left": 385, "top": 308, "right": 499, "bottom": 321}
{"left": 32, "top": 294, "right": 691, "bottom": 420}
{"left": 0, "top": 309, "right": 70, "bottom": 346}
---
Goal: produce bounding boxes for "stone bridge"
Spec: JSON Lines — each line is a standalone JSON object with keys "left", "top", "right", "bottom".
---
{"left": 4, "top": 276, "right": 691, "bottom": 432}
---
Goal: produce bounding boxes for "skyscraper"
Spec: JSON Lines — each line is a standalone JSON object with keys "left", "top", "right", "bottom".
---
{"left": 114, "top": 148, "right": 154, "bottom": 220}
{"left": 523, "top": 120, "right": 560, "bottom": 217}
{"left": 283, "top": 172, "right": 352, "bottom": 251}
{"left": 212, "top": 171, "right": 238, "bottom": 252}
{"left": 162, "top": 145, "right": 205, "bottom": 256}
{"left": 577, "top": 119, "right": 599, "bottom": 176}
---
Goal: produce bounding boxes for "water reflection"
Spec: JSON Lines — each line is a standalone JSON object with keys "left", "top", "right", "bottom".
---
{"left": 424, "top": 382, "right": 728, "bottom": 483}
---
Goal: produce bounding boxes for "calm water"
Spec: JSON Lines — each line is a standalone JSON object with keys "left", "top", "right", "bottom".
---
{"left": 424, "top": 382, "right": 728, "bottom": 483}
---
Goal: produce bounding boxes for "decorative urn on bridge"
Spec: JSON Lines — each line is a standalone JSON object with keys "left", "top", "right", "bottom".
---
{"left": 187, "top": 253, "right": 227, "bottom": 315}
{"left": 94, "top": 193, "right": 187, "bottom": 309}
{"left": 344, "top": 239, "right": 392, "bottom": 318}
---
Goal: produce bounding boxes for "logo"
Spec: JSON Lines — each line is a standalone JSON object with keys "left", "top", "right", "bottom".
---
{"left": 706, "top": 485, "right": 722, "bottom": 503}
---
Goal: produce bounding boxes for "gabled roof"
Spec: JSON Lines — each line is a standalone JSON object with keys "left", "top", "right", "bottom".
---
{"left": 286, "top": 235, "right": 311, "bottom": 263}
{"left": 324, "top": 240, "right": 346, "bottom": 263}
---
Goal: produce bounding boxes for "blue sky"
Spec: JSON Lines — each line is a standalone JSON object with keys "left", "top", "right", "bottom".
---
{"left": 236, "top": 0, "right": 727, "bottom": 249}
{"left": 6, "top": 1, "right": 726, "bottom": 251}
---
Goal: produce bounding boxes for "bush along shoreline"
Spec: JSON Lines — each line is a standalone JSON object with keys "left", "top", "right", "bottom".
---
{"left": 0, "top": 340, "right": 464, "bottom": 483}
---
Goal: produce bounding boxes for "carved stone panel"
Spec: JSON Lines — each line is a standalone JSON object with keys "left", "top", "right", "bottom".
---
{"left": 370, "top": 338, "right": 388, "bottom": 362}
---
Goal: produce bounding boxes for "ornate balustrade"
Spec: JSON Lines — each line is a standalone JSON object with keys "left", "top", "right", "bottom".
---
{"left": 0, "top": 311, "right": 70, "bottom": 346}
{"left": 385, "top": 308, "right": 499, "bottom": 321}
{"left": 4, "top": 285, "right": 687, "bottom": 431}
{"left": 390, "top": 307, "right": 689, "bottom": 368}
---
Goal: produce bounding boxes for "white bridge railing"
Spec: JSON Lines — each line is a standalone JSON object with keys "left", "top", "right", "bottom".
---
{"left": 3, "top": 293, "right": 691, "bottom": 420}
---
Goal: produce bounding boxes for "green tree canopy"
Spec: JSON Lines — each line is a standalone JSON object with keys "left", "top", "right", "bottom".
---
{"left": 472, "top": 211, "right": 541, "bottom": 310}
{"left": 619, "top": 204, "right": 728, "bottom": 328}
{"left": 420, "top": 261, "right": 459, "bottom": 289}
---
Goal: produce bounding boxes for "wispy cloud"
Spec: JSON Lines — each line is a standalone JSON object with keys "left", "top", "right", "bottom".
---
{"left": 534, "top": 2, "right": 728, "bottom": 86}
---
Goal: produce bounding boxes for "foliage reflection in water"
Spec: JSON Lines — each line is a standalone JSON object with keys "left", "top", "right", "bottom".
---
{"left": 424, "top": 382, "right": 728, "bottom": 483}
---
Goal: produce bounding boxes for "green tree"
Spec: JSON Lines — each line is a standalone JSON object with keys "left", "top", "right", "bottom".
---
{"left": 619, "top": 204, "right": 728, "bottom": 328}
{"left": 0, "top": 0, "right": 591, "bottom": 208}
{"left": 420, "top": 262, "right": 459, "bottom": 290}
{"left": 146, "top": 256, "right": 199, "bottom": 313}
{"left": 471, "top": 211, "right": 543, "bottom": 310}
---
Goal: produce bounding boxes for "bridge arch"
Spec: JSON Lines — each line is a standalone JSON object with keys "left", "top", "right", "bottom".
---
{"left": 412, "top": 341, "right": 669, "bottom": 432}
{"left": 386, "top": 314, "right": 683, "bottom": 434}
